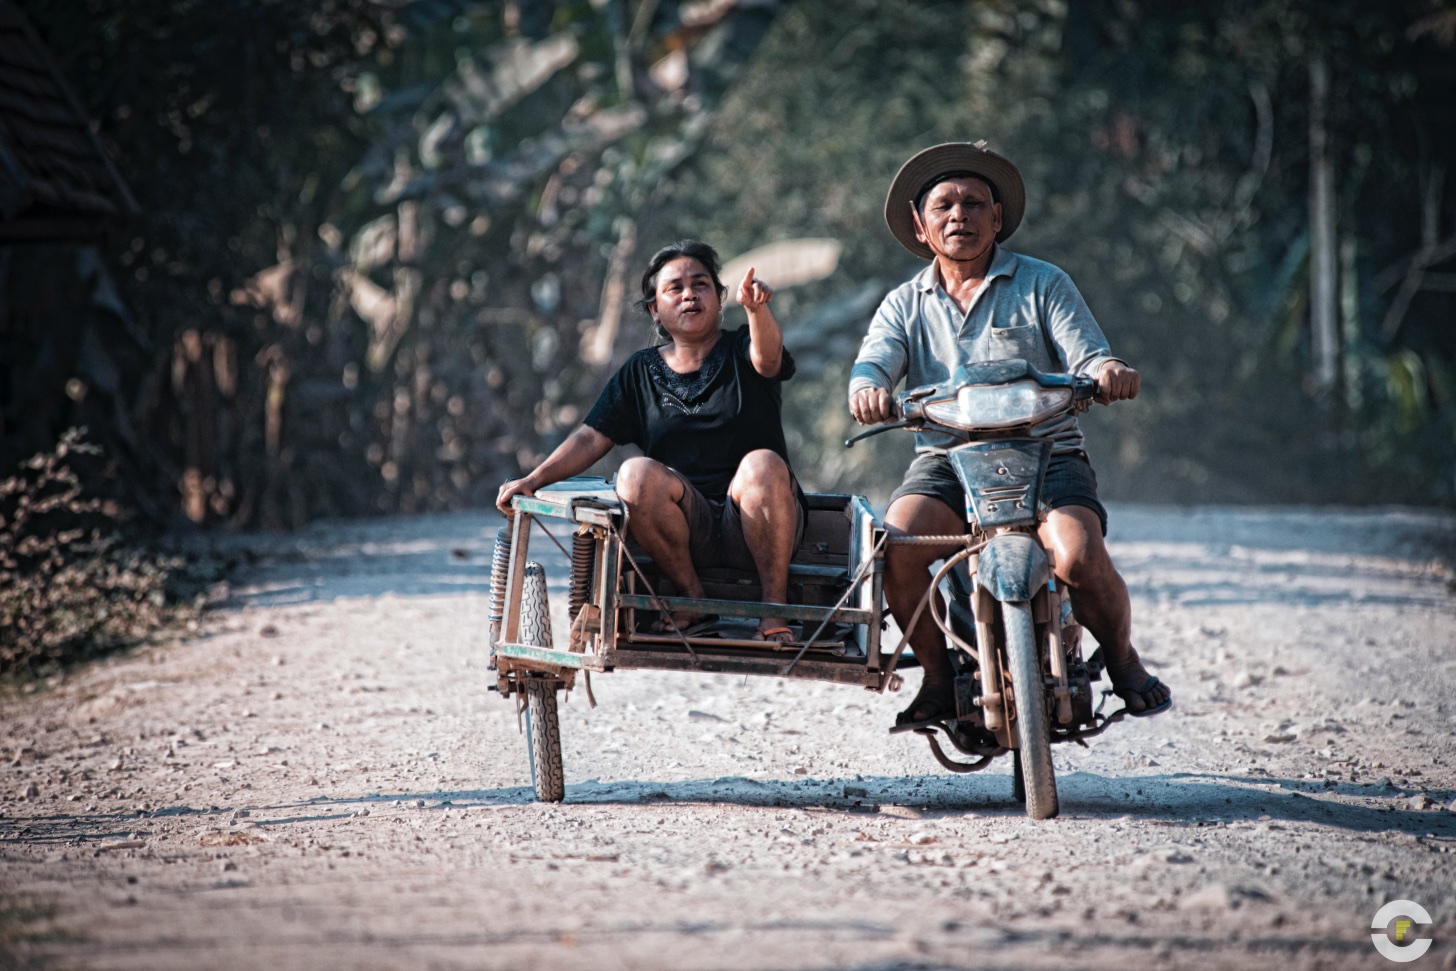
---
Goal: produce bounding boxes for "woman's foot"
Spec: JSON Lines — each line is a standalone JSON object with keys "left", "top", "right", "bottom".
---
{"left": 648, "top": 611, "right": 717, "bottom": 636}
{"left": 754, "top": 617, "right": 795, "bottom": 645}
{"left": 1105, "top": 645, "right": 1172, "bottom": 717}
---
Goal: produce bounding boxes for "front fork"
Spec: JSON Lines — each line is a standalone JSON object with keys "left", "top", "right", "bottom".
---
{"left": 969, "top": 553, "right": 1079, "bottom": 746}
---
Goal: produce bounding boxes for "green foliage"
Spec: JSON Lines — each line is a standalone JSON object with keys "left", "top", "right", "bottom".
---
{"left": 18, "top": 0, "right": 1456, "bottom": 521}
{"left": 0, "top": 430, "right": 188, "bottom": 676}
{"left": 648, "top": 0, "right": 1456, "bottom": 504}
{"left": 25, "top": 0, "right": 781, "bottom": 525}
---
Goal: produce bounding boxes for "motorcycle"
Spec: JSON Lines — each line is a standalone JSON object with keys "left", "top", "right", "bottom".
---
{"left": 845, "top": 358, "right": 1136, "bottom": 819}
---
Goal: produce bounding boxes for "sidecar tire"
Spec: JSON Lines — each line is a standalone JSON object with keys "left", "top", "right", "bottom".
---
{"left": 524, "top": 679, "right": 565, "bottom": 803}
{"left": 520, "top": 562, "right": 565, "bottom": 803}
{"left": 1004, "top": 600, "right": 1058, "bottom": 819}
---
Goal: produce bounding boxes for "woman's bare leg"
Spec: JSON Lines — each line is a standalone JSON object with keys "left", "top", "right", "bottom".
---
{"left": 728, "top": 450, "right": 798, "bottom": 642}
{"left": 616, "top": 457, "right": 707, "bottom": 626}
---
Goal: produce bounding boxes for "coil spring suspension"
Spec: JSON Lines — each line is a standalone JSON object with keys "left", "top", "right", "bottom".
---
{"left": 568, "top": 529, "right": 595, "bottom": 621}
{"left": 487, "top": 525, "right": 512, "bottom": 648}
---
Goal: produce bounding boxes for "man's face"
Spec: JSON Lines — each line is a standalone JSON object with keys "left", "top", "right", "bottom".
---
{"left": 912, "top": 177, "right": 1002, "bottom": 264}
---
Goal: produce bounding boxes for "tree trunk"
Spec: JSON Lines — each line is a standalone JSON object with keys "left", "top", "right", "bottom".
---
{"left": 1308, "top": 52, "right": 1339, "bottom": 400}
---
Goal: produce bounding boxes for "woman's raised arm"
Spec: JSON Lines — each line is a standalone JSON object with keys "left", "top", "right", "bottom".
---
{"left": 738, "top": 266, "right": 783, "bottom": 378}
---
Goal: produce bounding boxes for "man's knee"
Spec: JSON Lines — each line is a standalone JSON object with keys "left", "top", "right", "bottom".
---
{"left": 1044, "top": 506, "right": 1114, "bottom": 587}
{"left": 616, "top": 457, "right": 673, "bottom": 505}
{"left": 882, "top": 494, "right": 963, "bottom": 585}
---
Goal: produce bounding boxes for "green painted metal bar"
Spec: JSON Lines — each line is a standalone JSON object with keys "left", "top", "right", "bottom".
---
{"left": 615, "top": 593, "right": 872, "bottom": 625}
{"left": 511, "top": 496, "right": 578, "bottom": 521}
{"left": 606, "top": 649, "right": 883, "bottom": 687}
{"left": 495, "top": 642, "right": 607, "bottom": 671}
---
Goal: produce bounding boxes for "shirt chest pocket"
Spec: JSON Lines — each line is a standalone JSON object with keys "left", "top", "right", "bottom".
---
{"left": 986, "top": 322, "right": 1045, "bottom": 362}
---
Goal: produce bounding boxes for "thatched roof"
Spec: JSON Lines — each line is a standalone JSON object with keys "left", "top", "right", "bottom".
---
{"left": 0, "top": 0, "right": 138, "bottom": 243}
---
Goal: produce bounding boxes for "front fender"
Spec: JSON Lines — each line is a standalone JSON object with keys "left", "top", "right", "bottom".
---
{"left": 975, "top": 533, "right": 1050, "bottom": 603}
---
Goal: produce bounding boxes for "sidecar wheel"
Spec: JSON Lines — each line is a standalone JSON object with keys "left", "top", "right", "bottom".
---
{"left": 524, "top": 679, "right": 565, "bottom": 802}
{"left": 520, "top": 563, "right": 565, "bottom": 803}
{"left": 1004, "top": 601, "right": 1058, "bottom": 819}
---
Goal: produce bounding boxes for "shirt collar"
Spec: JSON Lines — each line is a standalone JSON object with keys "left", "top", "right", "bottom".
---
{"left": 915, "top": 245, "right": 1018, "bottom": 293}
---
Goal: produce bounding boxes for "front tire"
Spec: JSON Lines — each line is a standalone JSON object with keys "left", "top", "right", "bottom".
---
{"left": 1003, "top": 600, "right": 1058, "bottom": 819}
{"left": 519, "top": 562, "right": 565, "bottom": 802}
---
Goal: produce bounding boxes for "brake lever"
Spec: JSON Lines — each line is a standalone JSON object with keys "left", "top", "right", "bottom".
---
{"left": 844, "top": 418, "right": 918, "bottom": 448}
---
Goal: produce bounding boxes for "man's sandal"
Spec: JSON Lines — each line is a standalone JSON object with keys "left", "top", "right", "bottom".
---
{"left": 889, "top": 695, "right": 955, "bottom": 734}
{"left": 1111, "top": 675, "right": 1173, "bottom": 718}
{"left": 754, "top": 625, "right": 794, "bottom": 645}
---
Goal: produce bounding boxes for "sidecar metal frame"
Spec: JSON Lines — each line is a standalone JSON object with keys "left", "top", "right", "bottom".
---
{"left": 489, "top": 477, "right": 891, "bottom": 692}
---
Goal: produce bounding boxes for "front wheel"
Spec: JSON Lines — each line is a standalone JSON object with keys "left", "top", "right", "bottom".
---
{"left": 1003, "top": 600, "right": 1058, "bottom": 819}
{"left": 519, "top": 562, "right": 565, "bottom": 802}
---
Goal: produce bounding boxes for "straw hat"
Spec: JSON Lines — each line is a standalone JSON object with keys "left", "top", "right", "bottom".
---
{"left": 884, "top": 141, "right": 1025, "bottom": 260}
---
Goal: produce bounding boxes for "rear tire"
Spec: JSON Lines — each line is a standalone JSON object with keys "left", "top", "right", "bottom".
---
{"left": 519, "top": 563, "right": 565, "bottom": 803}
{"left": 1003, "top": 600, "right": 1058, "bottom": 819}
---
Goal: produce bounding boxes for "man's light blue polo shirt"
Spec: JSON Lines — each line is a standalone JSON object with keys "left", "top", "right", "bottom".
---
{"left": 848, "top": 246, "right": 1123, "bottom": 455}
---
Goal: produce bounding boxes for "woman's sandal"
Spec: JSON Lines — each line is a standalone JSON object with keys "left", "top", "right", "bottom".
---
{"left": 754, "top": 625, "right": 795, "bottom": 645}
{"left": 647, "top": 614, "right": 719, "bottom": 637}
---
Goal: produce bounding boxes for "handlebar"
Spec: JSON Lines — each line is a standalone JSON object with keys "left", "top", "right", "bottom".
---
{"left": 844, "top": 418, "right": 917, "bottom": 448}
{"left": 844, "top": 366, "right": 1102, "bottom": 448}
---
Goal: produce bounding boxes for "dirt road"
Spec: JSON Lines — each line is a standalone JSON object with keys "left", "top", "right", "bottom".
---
{"left": 3, "top": 503, "right": 1455, "bottom": 970}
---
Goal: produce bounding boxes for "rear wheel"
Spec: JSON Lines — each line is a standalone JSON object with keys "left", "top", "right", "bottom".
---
{"left": 519, "top": 562, "right": 564, "bottom": 802}
{"left": 1003, "top": 600, "right": 1058, "bottom": 819}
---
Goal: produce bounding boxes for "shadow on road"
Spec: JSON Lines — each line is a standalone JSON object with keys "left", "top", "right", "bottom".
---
{"left": 10, "top": 771, "right": 1450, "bottom": 846}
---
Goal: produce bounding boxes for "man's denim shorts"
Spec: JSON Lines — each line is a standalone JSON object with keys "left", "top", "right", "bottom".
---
{"left": 888, "top": 450, "right": 1108, "bottom": 535}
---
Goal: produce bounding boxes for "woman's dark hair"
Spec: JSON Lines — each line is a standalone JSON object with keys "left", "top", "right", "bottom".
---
{"left": 634, "top": 239, "right": 728, "bottom": 317}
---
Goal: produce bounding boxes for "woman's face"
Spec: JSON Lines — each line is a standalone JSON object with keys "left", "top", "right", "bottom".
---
{"left": 650, "top": 256, "right": 722, "bottom": 341}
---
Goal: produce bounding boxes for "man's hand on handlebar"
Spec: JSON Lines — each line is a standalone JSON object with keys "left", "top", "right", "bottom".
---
{"left": 1095, "top": 361, "right": 1140, "bottom": 405}
{"left": 850, "top": 387, "right": 898, "bottom": 425}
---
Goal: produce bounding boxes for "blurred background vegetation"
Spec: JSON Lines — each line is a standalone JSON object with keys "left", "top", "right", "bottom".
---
{"left": 7, "top": 0, "right": 1456, "bottom": 534}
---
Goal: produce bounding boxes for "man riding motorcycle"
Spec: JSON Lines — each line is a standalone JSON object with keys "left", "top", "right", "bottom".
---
{"left": 847, "top": 141, "right": 1173, "bottom": 731}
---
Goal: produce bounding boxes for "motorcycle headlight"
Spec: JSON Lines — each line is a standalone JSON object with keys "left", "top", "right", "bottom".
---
{"left": 922, "top": 380, "right": 1073, "bottom": 430}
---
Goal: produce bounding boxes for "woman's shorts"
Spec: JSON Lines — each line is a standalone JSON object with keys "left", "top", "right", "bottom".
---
{"left": 662, "top": 467, "right": 807, "bottom": 573}
{"left": 888, "top": 450, "right": 1108, "bottom": 536}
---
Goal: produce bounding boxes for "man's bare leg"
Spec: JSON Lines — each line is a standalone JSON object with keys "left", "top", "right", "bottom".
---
{"left": 615, "top": 457, "right": 709, "bottom": 628}
{"left": 1038, "top": 504, "right": 1171, "bottom": 713}
{"left": 727, "top": 450, "right": 799, "bottom": 642}
{"left": 883, "top": 494, "right": 965, "bottom": 721}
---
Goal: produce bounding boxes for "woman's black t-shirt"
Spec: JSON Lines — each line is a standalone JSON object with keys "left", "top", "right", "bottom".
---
{"left": 584, "top": 326, "right": 796, "bottom": 499}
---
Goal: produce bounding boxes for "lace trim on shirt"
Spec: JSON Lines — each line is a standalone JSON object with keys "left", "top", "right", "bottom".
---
{"left": 647, "top": 335, "right": 728, "bottom": 404}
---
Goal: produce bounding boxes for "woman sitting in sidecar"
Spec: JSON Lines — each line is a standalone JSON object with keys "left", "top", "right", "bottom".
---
{"left": 496, "top": 239, "right": 804, "bottom": 644}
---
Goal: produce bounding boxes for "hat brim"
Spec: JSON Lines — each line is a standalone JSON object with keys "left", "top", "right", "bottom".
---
{"left": 884, "top": 143, "right": 1026, "bottom": 260}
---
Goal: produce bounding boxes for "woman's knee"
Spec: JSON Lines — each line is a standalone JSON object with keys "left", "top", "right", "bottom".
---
{"left": 616, "top": 457, "right": 674, "bottom": 505}
{"left": 729, "top": 449, "right": 790, "bottom": 501}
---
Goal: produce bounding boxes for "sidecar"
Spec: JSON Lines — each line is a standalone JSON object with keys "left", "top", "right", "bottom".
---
{"left": 486, "top": 476, "right": 892, "bottom": 801}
